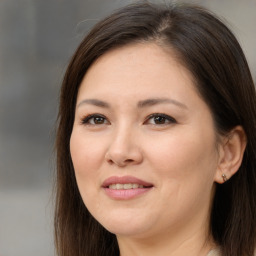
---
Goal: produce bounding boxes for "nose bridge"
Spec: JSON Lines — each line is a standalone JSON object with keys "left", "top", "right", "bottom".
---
{"left": 110, "top": 120, "right": 136, "bottom": 155}
{"left": 105, "top": 120, "right": 142, "bottom": 166}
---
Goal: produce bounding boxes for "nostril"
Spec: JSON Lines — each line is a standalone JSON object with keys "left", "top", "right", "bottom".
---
{"left": 106, "top": 158, "right": 133, "bottom": 167}
{"left": 107, "top": 159, "right": 114, "bottom": 165}
{"left": 105, "top": 148, "right": 143, "bottom": 166}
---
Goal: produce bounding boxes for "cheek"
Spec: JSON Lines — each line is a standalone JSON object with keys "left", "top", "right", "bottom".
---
{"left": 70, "top": 130, "right": 105, "bottom": 173}
{"left": 69, "top": 130, "right": 106, "bottom": 201}
{"left": 144, "top": 128, "right": 218, "bottom": 184}
{"left": 69, "top": 130, "right": 107, "bottom": 214}
{"left": 142, "top": 130, "right": 218, "bottom": 221}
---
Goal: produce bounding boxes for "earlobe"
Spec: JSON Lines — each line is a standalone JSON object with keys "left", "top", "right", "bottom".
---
{"left": 214, "top": 126, "right": 247, "bottom": 184}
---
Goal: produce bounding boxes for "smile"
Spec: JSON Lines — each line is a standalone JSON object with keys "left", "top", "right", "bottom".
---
{"left": 102, "top": 176, "right": 154, "bottom": 200}
{"left": 109, "top": 184, "right": 146, "bottom": 189}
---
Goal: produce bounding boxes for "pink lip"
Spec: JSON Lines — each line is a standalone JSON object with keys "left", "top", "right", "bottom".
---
{"left": 102, "top": 176, "right": 153, "bottom": 188}
{"left": 102, "top": 176, "right": 154, "bottom": 200}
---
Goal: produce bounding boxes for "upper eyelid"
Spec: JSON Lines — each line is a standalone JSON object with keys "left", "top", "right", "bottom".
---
{"left": 80, "top": 113, "right": 109, "bottom": 124}
{"left": 81, "top": 113, "right": 106, "bottom": 119}
{"left": 145, "top": 113, "right": 177, "bottom": 121}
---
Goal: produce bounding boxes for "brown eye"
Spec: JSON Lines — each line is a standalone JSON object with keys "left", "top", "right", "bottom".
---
{"left": 145, "top": 113, "right": 177, "bottom": 125}
{"left": 81, "top": 114, "right": 109, "bottom": 125}
{"left": 93, "top": 116, "right": 105, "bottom": 124}
{"left": 153, "top": 116, "right": 167, "bottom": 124}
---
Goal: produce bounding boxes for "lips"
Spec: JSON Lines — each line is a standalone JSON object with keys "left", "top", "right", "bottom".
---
{"left": 102, "top": 176, "right": 153, "bottom": 200}
{"left": 102, "top": 176, "right": 153, "bottom": 188}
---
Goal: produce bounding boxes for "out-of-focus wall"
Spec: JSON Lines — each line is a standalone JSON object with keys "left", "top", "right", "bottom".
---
{"left": 0, "top": 1, "right": 255, "bottom": 255}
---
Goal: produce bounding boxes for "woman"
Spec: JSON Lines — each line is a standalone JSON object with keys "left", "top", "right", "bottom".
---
{"left": 55, "top": 2, "right": 256, "bottom": 256}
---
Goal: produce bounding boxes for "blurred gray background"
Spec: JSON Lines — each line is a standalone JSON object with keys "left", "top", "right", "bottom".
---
{"left": 0, "top": 0, "right": 255, "bottom": 255}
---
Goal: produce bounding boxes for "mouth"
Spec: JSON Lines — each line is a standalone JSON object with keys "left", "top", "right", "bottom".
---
{"left": 102, "top": 176, "right": 154, "bottom": 200}
{"left": 108, "top": 183, "right": 151, "bottom": 189}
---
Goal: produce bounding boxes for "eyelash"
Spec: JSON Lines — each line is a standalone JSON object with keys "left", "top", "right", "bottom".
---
{"left": 80, "top": 114, "right": 109, "bottom": 125}
{"left": 144, "top": 113, "right": 177, "bottom": 125}
{"left": 80, "top": 113, "right": 177, "bottom": 126}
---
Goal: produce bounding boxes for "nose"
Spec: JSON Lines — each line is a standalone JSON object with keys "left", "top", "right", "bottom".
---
{"left": 105, "top": 126, "right": 143, "bottom": 167}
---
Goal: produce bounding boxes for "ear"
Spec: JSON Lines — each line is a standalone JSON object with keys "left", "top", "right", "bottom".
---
{"left": 214, "top": 126, "right": 247, "bottom": 184}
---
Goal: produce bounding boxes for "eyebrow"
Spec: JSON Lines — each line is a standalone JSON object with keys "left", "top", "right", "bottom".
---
{"left": 77, "top": 99, "right": 110, "bottom": 108}
{"left": 137, "top": 98, "right": 188, "bottom": 109}
{"left": 77, "top": 97, "right": 188, "bottom": 109}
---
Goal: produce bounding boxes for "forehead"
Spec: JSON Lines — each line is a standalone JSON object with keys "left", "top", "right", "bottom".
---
{"left": 77, "top": 43, "right": 197, "bottom": 100}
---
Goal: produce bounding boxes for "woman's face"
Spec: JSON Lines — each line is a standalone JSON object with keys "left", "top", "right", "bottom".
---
{"left": 70, "top": 43, "right": 220, "bottom": 239}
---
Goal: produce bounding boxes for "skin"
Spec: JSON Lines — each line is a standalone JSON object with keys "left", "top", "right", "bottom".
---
{"left": 70, "top": 43, "right": 244, "bottom": 256}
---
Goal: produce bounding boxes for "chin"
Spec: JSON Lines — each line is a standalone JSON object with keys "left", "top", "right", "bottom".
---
{"left": 104, "top": 224, "right": 150, "bottom": 237}
{"left": 96, "top": 213, "right": 156, "bottom": 237}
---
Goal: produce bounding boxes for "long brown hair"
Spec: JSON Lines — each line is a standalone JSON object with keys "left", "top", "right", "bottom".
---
{"left": 55, "top": 2, "right": 256, "bottom": 256}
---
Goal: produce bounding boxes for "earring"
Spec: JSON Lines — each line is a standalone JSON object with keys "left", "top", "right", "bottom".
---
{"left": 222, "top": 174, "right": 228, "bottom": 182}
